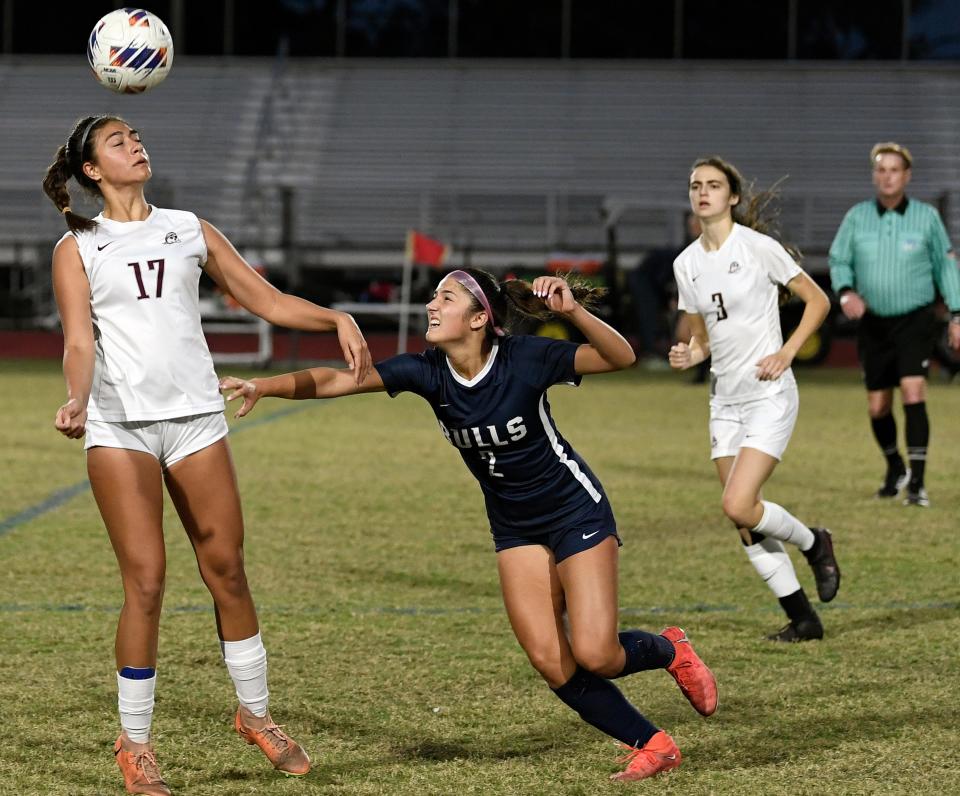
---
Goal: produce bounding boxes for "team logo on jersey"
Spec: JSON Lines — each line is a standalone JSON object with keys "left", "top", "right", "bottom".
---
{"left": 728, "top": 261, "right": 741, "bottom": 274}
{"left": 163, "top": 232, "right": 179, "bottom": 244}
{"left": 438, "top": 417, "right": 527, "bottom": 449}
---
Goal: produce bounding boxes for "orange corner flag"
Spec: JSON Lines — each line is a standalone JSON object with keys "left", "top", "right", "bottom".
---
{"left": 406, "top": 230, "right": 450, "bottom": 268}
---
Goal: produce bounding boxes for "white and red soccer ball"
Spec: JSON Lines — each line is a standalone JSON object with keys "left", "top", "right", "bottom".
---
{"left": 87, "top": 8, "right": 174, "bottom": 94}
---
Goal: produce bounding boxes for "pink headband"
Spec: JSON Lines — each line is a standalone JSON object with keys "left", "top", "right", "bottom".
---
{"left": 446, "top": 270, "right": 505, "bottom": 337}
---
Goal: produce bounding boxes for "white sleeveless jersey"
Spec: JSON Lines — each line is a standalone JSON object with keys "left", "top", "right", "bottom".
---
{"left": 673, "top": 224, "right": 802, "bottom": 405}
{"left": 64, "top": 206, "right": 224, "bottom": 421}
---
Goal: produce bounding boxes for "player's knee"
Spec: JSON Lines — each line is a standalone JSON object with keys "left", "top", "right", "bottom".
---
{"left": 570, "top": 638, "right": 621, "bottom": 677}
{"left": 123, "top": 569, "right": 166, "bottom": 613}
{"left": 523, "top": 645, "right": 565, "bottom": 686}
{"left": 721, "top": 492, "right": 754, "bottom": 528}
{"left": 200, "top": 553, "right": 249, "bottom": 597}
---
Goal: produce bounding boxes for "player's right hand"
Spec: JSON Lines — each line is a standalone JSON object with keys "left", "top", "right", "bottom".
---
{"left": 54, "top": 398, "right": 87, "bottom": 439}
{"left": 219, "top": 376, "right": 262, "bottom": 418}
{"left": 668, "top": 341, "right": 691, "bottom": 370}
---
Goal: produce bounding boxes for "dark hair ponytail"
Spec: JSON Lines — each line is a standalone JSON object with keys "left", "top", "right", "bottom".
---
{"left": 461, "top": 267, "right": 607, "bottom": 337}
{"left": 42, "top": 115, "right": 122, "bottom": 234}
{"left": 691, "top": 156, "right": 799, "bottom": 305}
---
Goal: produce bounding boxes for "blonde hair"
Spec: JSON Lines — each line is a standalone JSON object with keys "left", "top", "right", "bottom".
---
{"left": 870, "top": 141, "right": 913, "bottom": 169}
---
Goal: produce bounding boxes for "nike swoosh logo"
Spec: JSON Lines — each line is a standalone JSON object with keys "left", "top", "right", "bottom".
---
{"left": 97, "top": 242, "right": 114, "bottom": 251}
{"left": 664, "top": 754, "right": 677, "bottom": 760}
{"left": 581, "top": 531, "right": 600, "bottom": 540}
{"left": 691, "top": 274, "right": 700, "bottom": 281}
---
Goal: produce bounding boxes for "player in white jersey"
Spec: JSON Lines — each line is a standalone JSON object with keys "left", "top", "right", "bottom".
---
{"left": 670, "top": 156, "right": 840, "bottom": 642}
{"left": 43, "top": 115, "right": 371, "bottom": 795}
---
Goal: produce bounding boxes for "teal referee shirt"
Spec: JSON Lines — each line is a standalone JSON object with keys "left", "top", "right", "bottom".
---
{"left": 829, "top": 197, "right": 960, "bottom": 317}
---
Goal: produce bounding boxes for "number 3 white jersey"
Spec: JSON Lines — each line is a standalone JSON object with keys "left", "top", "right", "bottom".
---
{"left": 63, "top": 206, "right": 224, "bottom": 421}
{"left": 673, "top": 223, "right": 802, "bottom": 404}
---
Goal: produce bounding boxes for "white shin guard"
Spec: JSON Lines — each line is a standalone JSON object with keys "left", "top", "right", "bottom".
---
{"left": 222, "top": 632, "right": 269, "bottom": 717}
{"left": 745, "top": 537, "right": 801, "bottom": 598}
{"left": 117, "top": 672, "right": 156, "bottom": 744}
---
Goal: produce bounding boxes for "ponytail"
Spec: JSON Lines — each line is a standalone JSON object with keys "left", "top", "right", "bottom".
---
{"left": 42, "top": 144, "right": 96, "bottom": 233}
{"left": 42, "top": 115, "right": 123, "bottom": 234}
{"left": 500, "top": 275, "right": 605, "bottom": 322}
{"left": 459, "top": 268, "right": 606, "bottom": 337}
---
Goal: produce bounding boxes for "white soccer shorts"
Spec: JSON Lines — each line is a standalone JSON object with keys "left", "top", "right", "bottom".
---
{"left": 708, "top": 387, "right": 799, "bottom": 462}
{"left": 84, "top": 411, "right": 229, "bottom": 470}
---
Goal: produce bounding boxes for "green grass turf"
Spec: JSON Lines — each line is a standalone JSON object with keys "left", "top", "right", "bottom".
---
{"left": 1, "top": 360, "right": 958, "bottom": 794}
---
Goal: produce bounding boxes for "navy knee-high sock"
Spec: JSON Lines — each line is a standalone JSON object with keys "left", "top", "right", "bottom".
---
{"left": 904, "top": 402, "right": 929, "bottom": 488}
{"left": 552, "top": 666, "right": 659, "bottom": 748}
{"left": 612, "top": 630, "right": 675, "bottom": 678}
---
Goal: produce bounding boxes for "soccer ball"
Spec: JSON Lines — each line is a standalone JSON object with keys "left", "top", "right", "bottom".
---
{"left": 87, "top": 8, "right": 174, "bottom": 94}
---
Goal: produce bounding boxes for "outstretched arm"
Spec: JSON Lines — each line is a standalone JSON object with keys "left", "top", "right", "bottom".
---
{"left": 219, "top": 366, "right": 386, "bottom": 418}
{"left": 755, "top": 272, "right": 830, "bottom": 381}
{"left": 201, "top": 219, "right": 371, "bottom": 383}
{"left": 529, "top": 276, "right": 636, "bottom": 374}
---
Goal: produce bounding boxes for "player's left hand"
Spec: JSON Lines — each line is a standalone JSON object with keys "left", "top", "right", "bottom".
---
{"left": 219, "top": 376, "right": 262, "bottom": 418}
{"left": 949, "top": 318, "right": 960, "bottom": 351}
{"left": 336, "top": 313, "right": 372, "bottom": 385}
{"left": 755, "top": 350, "right": 793, "bottom": 381}
{"left": 531, "top": 276, "right": 577, "bottom": 314}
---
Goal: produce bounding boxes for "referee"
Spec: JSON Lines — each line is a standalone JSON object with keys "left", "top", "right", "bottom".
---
{"left": 829, "top": 142, "right": 960, "bottom": 507}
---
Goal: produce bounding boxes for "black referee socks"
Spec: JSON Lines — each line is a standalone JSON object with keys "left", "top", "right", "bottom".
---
{"left": 870, "top": 413, "right": 904, "bottom": 473}
{"left": 903, "top": 402, "right": 929, "bottom": 489}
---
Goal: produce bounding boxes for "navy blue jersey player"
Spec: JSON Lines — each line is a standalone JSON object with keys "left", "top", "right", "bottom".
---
{"left": 221, "top": 268, "right": 718, "bottom": 781}
{"left": 382, "top": 330, "right": 614, "bottom": 549}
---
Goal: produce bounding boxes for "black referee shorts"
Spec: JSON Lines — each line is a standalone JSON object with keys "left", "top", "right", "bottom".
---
{"left": 857, "top": 304, "right": 936, "bottom": 391}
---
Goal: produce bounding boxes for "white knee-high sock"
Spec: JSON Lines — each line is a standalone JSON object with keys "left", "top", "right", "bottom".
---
{"left": 222, "top": 633, "right": 269, "bottom": 717}
{"left": 744, "top": 537, "right": 801, "bottom": 598}
{"left": 752, "top": 500, "right": 815, "bottom": 550}
{"left": 117, "top": 670, "right": 156, "bottom": 744}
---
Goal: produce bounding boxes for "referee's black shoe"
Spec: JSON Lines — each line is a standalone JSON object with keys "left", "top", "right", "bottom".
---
{"left": 802, "top": 528, "right": 840, "bottom": 602}
{"left": 903, "top": 487, "right": 930, "bottom": 507}
{"left": 766, "top": 613, "right": 823, "bottom": 643}
{"left": 876, "top": 466, "right": 910, "bottom": 498}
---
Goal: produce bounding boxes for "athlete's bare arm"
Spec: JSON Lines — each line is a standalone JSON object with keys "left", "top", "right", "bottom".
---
{"left": 219, "top": 367, "right": 386, "bottom": 418}
{"left": 51, "top": 236, "right": 94, "bottom": 439}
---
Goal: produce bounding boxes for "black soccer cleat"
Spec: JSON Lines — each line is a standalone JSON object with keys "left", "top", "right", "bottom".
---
{"left": 903, "top": 487, "right": 930, "bottom": 507}
{"left": 875, "top": 467, "right": 910, "bottom": 498}
{"left": 803, "top": 528, "right": 840, "bottom": 602}
{"left": 766, "top": 613, "right": 824, "bottom": 643}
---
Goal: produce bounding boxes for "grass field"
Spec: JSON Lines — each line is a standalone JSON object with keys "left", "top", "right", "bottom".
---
{"left": 1, "top": 359, "right": 958, "bottom": 795}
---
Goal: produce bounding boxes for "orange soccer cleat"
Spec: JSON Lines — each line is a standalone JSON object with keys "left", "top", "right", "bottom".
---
{"left": 113, "top": 734, "right": 172, "bottom": 796}
{"left": 610, "top": 730, "right": 682, "bottom": 781}
{"left": 234, "top": 705, "right": 311, "bottom": 776}
{"left": 661, "top": 626, "right": 718, "bottom": 717}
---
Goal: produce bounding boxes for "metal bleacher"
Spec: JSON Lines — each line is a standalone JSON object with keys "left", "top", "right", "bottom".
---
{"left": 2, "top": 56, "right": 960, "bottom": 325}
{"left": 0, "top": 56, "right": 276, "bottom": 242}
{"left": 292, "top": 60, "right": 960, "bottom": 260}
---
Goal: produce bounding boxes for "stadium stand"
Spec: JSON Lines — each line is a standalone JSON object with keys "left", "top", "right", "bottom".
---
{"left": 2, "top": 57, "right": 959, "bottom": 324}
